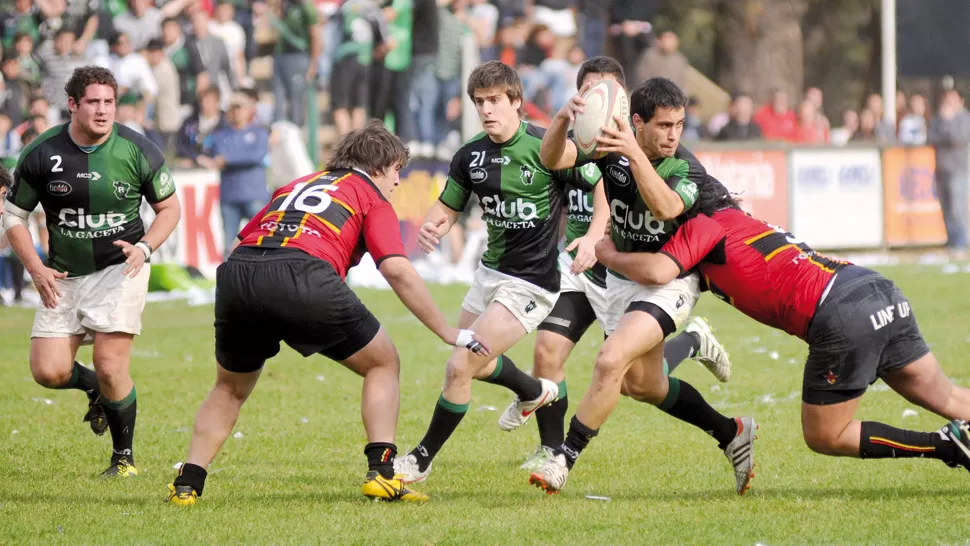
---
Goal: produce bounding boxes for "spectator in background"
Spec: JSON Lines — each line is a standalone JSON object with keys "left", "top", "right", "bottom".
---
{"left": 830, "top": 109, "right": 858, "bottom": 146}
{"left": 754, "top": 88, "right": 796, "bottom": 141}
{"left": 113, "top": 0, "right": 166, "bottom": 50}
{"left": 0, "top": 111, "right": 21, "bottom": 160}
{"left": 176, "top": 86, "right": 225, "bottom": 168}
{"left": 18, "top": 95, "right": 58, "bottom": 130}
{"left": 928, "top": 89, "right": 970, "bottom": 259}
{"left": 792, "top": 99, "right": 827, "bottom": 144}
{"left": 408, "top": 0, "right": 440, "bottom": 157}
{"left": 716, "top": 93, "right": 761, "bottom": 141}
{"left": 198, "top": 91, "right": 270, "bottom": 258}
{"left": 636, "top": 30, "right": 687, "bottom": 92}
{"left": 1, "top": 56, "right": 28, "bottom": 126}
{"left": 852, "top": 108, "right": 883, "bottom": 143}
{"left": 895, "top": 89, "right": 907, "bottom": 131}
{"left": 864, "top": 92, "right": 896, "bottom": 142}
{"left": 102, "top": 31, "right": 158, "bottom": 101}
{"left": 14, "top": 34, "right": 42, "bottom": 89}
{"left": 609, "top": 0, "right": 657, "bottom": 84}
{"left": 332, "top": 0, "right": 383, "bottom": 137}
{"left": 144, "top": 38, "right": 181, "bottom": 156}
{"left": 577, "top": 0, "right": 610, "bottom": 59}
{"left": 467, "top": 0, "right": 499, "bottom": 61}
{"left": 682, "top": 96, "right": 704, "bottom": 141}
{"left": 0, "top": 0, "right": 40, "bottom": 50}
{"left": 898, "top": 93, "right": 928, "bottom": 145}
{"left": 163, "top": 16, "right": 208, "bottom": 111}
{"left": 532, "top": 0, "right": 578, "bottom": 40}
{"left": 371, "top": 0, "right": 414, "bottom": 147}
{"left": 191, "top": 9, "right": 236, "bottom": 109}
{"left": 433, "top": 0, "right": 471, "bottom": 160}
{"left": 804, "top": 86, "right": 830, "bottom": 134}
{"left": 115, "top": 91, "right": 144, "bottom": 132}
{"left": 210, "top": 0, "right": 248, "bottom": 87}
{"left": 37, "top": 28, "right": 84, "bottom": 119}
{"left": 257, "top": 0, "right": 321, "bottom": 128}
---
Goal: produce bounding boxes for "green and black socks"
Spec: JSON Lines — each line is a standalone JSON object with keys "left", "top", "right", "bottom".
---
{"left": 103, "top": 386, "right": 137, "bottom": 461}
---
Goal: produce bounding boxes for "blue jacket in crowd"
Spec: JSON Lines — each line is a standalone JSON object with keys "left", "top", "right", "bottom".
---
{"left": 204, "top": 123, "right": 271, "bottom": 205}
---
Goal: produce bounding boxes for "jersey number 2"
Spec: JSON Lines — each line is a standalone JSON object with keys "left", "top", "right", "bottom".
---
{"left": 50, "top": 155, "right": 63, "bottom": 172}
{"left": 277, "top": 182, "right": 339, "bottom": 214}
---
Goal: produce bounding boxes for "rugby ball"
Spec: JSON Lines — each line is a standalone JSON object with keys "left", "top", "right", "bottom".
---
{"left": 573, "top": 79, "right": 630, "bottom": 159}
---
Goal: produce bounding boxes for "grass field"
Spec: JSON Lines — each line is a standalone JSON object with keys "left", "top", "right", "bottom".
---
{"left": 2, "top": 264, "right": 970, "bottom": 545}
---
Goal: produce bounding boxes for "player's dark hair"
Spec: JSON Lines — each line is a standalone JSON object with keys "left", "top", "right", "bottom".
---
{"left": 630, "top": 77, "right": 688, "bottom": 123}
{"left": 685, "top": 179, "right": 741, "bottom": 220}
{"left": 0, "top": 164, "right": 12, "bottom": 190}
{"left": 576, "top": 56, "right": 625, "bottom": 90}
{"left": 466, "top": 60, "right": 524, "bottom": 106}
{"left": 65, "top": 65, "right": 118, "bottom": 104}
{"left": 328, "top": 119, "right": 410, "bottom": 177}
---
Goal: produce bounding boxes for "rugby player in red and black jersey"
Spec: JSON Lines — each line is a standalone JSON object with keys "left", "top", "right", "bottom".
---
{"left": 167, "top": 121, "right": 490, "bottom": 506}
{"left": 594, "top": 184, "right": 970, "bottom": 477}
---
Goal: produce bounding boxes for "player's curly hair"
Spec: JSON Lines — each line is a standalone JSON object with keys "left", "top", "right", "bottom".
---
{"left": 328, "top": 120, "right": 410, "bottom": 176}
{"left": 466, "top": 61, "right": 524, "bottom": 109}
{"left": 64, "top": 66, "right": 118, "bottom": 105}
{"left": 685, "top": 178, "right": 741, "bottom": 220}
{"left": 0, "top": 164, "right": 12, "bottom": 190}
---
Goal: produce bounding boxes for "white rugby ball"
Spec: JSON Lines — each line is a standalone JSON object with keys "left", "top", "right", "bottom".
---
{"left": 573, "top": 79, "right": 630, "bottom": 159}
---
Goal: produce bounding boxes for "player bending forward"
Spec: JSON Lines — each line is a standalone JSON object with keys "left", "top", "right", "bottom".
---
{"left": 516, "top": 56, "right": 731, "bottom": 472}
{"left": 532, "top": 73, "right": 755, "bottom": 496}
{"left": 596, "top": 185, "right": 970, "bottom": 478}
{"left": 3, "top": 66, "right": 181, "bottom": 477}
{"left": 167, "top": 121, "right": 488, "bottom": 506}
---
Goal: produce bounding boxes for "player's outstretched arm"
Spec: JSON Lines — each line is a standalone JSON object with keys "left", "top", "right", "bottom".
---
{"left": 594, "top": 236, "right": 679, "bottom": 286}
{"left": 378, "top": 256, "right": 490, "bottom": 356}
{"left": 417, "top": 201, "right": 461, "bottom": 254}
{"left": 540, "top": 83, "right": 590, "bottom": 171}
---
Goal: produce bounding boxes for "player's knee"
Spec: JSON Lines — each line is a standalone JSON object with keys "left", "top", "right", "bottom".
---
{"left": 93, "top": 357, "right": 130, "bottom": 386}
{"left": 30, "top": 363, "right": 72, "bottom": 389}
{"left": 444, "top": 353, "right": 475, "bottom": 386}
{"left": 533, "top": 340, "right": 564, "bottom": 379}
{"left": 593, "top": 345, "right": 628, "bottom": 382}
{"left": 802, "top": 428, "right": 840, "bottom": 455}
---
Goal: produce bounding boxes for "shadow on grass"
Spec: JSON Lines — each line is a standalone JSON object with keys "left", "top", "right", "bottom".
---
{"left": 596, "top": 484, "right": 969, "bottom": 502}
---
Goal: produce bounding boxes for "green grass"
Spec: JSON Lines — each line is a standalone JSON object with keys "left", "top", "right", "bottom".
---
{"left": 2, "top": 265, "right": 970, "bottom": 545}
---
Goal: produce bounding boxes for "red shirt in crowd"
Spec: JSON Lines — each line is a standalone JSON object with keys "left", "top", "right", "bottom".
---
{"left": 659, "top": 208, "right": 848, "bottom": 340}
{"left": 237, "top": 169, "right": 406, "bottom": 278}
{"left": 753, "top": 105, "right": 797, "bottom": 141}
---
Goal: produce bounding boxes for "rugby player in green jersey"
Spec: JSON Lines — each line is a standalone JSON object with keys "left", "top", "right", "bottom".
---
{"left": 515, "top": 57, "right": 732, "bottom": 472}
{"left": 533, "top": 63, "right": 756, "bottom": 495}
{"left": 2, "top": 66, "right": 181, "bottom": 477}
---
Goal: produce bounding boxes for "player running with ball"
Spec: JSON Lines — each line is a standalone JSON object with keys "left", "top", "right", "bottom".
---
{"left": 3, "top": 66, "right": 181, "bottom": 478}
{"left": 167, "top": 121, "right": 488, "bottom": 505}
{"left": 532, "top": 74, "right": 756, "bottom": 495}
{"left": 596, "top": 184, "right": 970, "bottom": 479}
{"left": 516, "top": 57, "right": 732, "bottom": 472}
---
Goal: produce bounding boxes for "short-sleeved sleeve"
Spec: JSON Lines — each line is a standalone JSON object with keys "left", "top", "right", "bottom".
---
{"left": 438, "top": 148, "right": 473, "bottom": 211}
{"left": 663, "top": 159, "right": 702, "bottom": 210}
{"left": 556, "top": 161, "right": 601, "bottom": 193}
{"left": 6, "top": 150, "right": 41, "bottom": 215}
{"left": 363, "top": 201, "right": 407, "bottom": 266}
{"left": 658, "top": 214, "right": 726, "bottom": 275}
{"left": 137, "top": 142, "right": 176, "bottom": 203}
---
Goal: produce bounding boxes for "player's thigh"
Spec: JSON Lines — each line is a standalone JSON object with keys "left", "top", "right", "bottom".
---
{"left": 77, "top": 262, "right": 150, "bottom": 336}
{"left": 29, "top": 334, "right": 85, "bottom": 383}
{"left": 31, "top": 274, "right": 85, "bottom": 340}
{"left": 602, "top": 273, "right": 699, "bottom": 337}
{"left": 801, "top": 276, "right": 897, "bottom": 406}
{"left": 801, "top": 397, "right": 862, "bottom": 452}
{"left": 882, "top": 352, "right": 954, "bottom": 415}
{"left": 214, "top": 360, "right": 263, "bottom": 402}
{"left": 459, "top": 265, "right": 489, "bottom": 319}
{"left": 91, "top": 331, "right": 135, "bottom": 377}
{"left": 213, "top": 258, "right": 283, "bottom": 373}
{"left": 455, "top": 301, "right": 531, "bottom": 378}
{"left": 486, "top": 270, "right": 559, "bottom": 335}
{"left": 337, "top": 327, "right": 400, "bottom": 378}
{"left": 596, "top": 308, "right": 666, "bottom": 381}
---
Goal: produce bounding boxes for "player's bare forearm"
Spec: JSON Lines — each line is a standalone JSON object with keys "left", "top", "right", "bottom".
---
{"left": 144, "top": 195, "right": 181, "bottom": 251}
{"left": 628, "top": 155, "right": 685, "bottom": 221}
{"left": 5, "top": 224, "right": 45, "bottom": 273}
{"left": 379, "top": 257, "right": 451, "bottom": 341}
{"left": 540, "top": 114, "right": 576, "bottom": 171}
{"left": 423, "top": 201, "right": 460, "bottom": 236}
{"left": 589, "top": 181, "right": 610, "bottom": 237}
{"left": 596, "top": 245, "right": 678, "bottom": 286}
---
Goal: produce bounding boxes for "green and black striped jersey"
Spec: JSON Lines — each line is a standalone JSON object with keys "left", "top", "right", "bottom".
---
{"left": 563, "top": 162, "right": 607, "bottom": 288}
{"left": 439, "top": 121, "right": 585, "bottom": 293}
{"left": 576, "top": 144, "right": 715, "bottom": 280}
{"left": 7, "top": 123, "right": 175, "bottom": 276}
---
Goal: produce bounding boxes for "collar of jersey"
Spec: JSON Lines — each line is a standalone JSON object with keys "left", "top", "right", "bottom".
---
{"left": 66, "top": 122, "right": 112, "bottom": 154}
{"left": 490, "top": 120, "right": 527, "bottom": 147}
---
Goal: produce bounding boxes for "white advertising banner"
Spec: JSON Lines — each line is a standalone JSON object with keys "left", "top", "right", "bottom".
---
{"left": 790, "top": 149, "right": 884, "bottom": 249}
{"left": 141, "top": 169, "right": 225, "bottom": 279}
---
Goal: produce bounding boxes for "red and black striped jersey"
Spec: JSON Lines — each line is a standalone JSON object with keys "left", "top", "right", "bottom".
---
{"left": 236, "top": 168, "right": 405, "bottom": 278}
{"left": 659, "top": 208, "right": 849, "bottom": 340}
